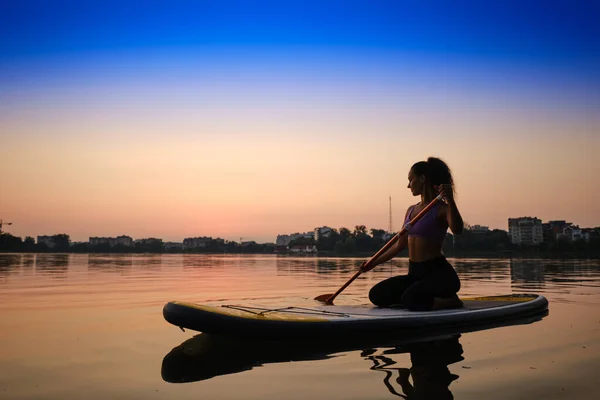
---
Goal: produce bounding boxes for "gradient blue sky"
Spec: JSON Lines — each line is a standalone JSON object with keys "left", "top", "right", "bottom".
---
{"left": 1, "top": 0, "right": 599, "bottom": 242}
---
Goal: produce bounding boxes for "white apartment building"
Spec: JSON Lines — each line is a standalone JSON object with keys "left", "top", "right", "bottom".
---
{"left": 314, "top": 226, "right": 333, "bottom": 241}
{"left": 134, "top": 238, "right": 163, "bottom": 246}
{"left": 37, "top": 235, "right": 57, "bottom": 248}
{"left": 89, "top": 235, "right": 133, "bottom": 247}
{"left": 558, "top": 225, "right": 590, "bottom": 242}
{"left": 275, "top": 232, "right": 314, "bottom": 246}
{"left": 164, "top": 242, "right": 184, "bottom": 251}
{"left": 183, "top": 237, "right": 212, "bottom": 249}
{"left": 508, "top": 217, "right": 543, "bottom": 245}
{"left": 289, "top": 244, "right": 318, "bottom": 254}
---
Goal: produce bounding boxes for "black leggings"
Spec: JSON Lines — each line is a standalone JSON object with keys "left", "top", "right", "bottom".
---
{"left": 368, "top": 256, "right": 461, "bottom": 311}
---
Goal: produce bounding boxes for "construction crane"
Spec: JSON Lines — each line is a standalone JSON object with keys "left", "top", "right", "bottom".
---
{"left": 0, "top": 218, "right": 13, "bottom": 234}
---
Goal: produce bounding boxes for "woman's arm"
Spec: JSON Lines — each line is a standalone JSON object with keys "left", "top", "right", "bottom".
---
{"left": 437, "top": 184, "right": 464, "bottom": 234}
{"left": 360, "top": 208, "right": 411, "bottom": 272}
{"left": 361, "top": 234, "right": 407, "bottom": 272}
{"left": 446, "top": 199, "right": 464, "bottom": 234}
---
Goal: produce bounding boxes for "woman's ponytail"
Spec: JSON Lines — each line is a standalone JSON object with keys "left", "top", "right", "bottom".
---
{"left": 411, "top": 157, "right": 455, "bottom": 196}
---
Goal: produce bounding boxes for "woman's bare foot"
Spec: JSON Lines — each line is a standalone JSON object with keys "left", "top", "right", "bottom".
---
{"left": 431, "top": 294, "right": 464, "bottom": 310}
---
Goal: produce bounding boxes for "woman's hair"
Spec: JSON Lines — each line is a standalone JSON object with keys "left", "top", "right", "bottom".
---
{"left": 411, "top": 157, "right": 455, "bottom": 196}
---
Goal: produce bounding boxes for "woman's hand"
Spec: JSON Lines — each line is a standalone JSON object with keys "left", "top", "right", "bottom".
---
{"left": 435, "top": 184, "right": 454, "bottom": 204}
{"left": 359, "top": 261, "right": 376, "bottom": 273}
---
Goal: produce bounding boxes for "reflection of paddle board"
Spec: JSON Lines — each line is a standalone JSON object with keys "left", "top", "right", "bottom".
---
{"left": 163, "top": 294, "right": 548, "bottom": 338}
{"left": 161, "top": 311, "right": 547, "bottom": 384}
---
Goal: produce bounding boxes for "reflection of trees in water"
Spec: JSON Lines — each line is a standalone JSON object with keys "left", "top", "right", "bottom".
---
{"left": 512, "top": 258, "right": 600, "bottom": 289}
{"left": 22, "top": 254, "right": 34, "bottom": 269}
{"left": 545, "top": 259, "right": 600, "bottom": 279}
{"left": 0, "top": 254, "right": 22, "bottom": 281}
{"left": 272, "top": 257, "right": 348, "bottom": 278}
{"left": 132, "top": 254, "right": 163, "bottom": 269}
{"left": 510, "top": 259, "right": 545, "bottom": 290}
{"left": 273, "top": 257, "right": 527, "bottom": 281}
{"left": 0, "top": 254, "right": 21, "bottom": 269}
{"left": 35, "top": 254, "right": 70, "bottom": 277}
{"left": 181, "top": 255, "right": 227, "bottom": 270}
{"left": 0, "top": 255, "right": 36, "bottom": 282}
{"left": 316, "top": 259, "right": 338, "bottom": 271}
{"left": 272, "top": 257, "right": 416, "bottom": 278}
{"left": 275, "top": 257, "right": 363, "bottom": 275}
{"left": 452, "top": 259, "right": 510, "bottom": 283}
{"left": 87, "top": 254, "right": 133, "bottom": 272}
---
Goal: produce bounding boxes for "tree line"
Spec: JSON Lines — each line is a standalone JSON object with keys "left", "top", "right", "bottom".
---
{"left": 1, "top": 226, "right": 600, "bottom": 256}
{"left": 0, "top": 233, "right": 275, "bottom": 254}
{"left": 293, "top": 224, "right": 600, "bottom": 257}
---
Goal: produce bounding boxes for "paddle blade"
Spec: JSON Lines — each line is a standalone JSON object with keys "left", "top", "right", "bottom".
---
{"left": 314, "top": 293, "right": 335, "bottom": 304}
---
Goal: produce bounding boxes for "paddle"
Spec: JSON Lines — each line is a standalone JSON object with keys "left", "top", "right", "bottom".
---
{"left": 314, "top": 194, "right": 444, "bottom": 305}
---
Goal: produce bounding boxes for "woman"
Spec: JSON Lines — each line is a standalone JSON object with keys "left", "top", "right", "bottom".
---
{"left": 362, "top": 157, "right": 464, "bottom": 311}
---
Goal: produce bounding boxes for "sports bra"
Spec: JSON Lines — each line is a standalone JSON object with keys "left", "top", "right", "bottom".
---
{"left": 404, "top": 203, "right": 447, "bottom": 241}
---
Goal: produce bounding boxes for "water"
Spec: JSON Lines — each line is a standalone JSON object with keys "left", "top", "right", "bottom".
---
{"left": 0, "top": 254, "right": 599, "bottom": 399}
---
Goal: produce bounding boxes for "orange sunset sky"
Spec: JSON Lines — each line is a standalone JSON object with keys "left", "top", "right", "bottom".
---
{"left": 1, "top": 2, "right": 599, "bottom": 243}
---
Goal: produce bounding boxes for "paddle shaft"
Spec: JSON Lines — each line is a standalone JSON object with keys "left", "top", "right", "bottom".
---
{"left": 323, "top": 194, "right": 444, "bottom": 304}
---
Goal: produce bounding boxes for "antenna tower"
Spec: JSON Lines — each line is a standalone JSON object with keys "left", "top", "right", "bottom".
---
{"left": 388, "top": 196, "right": 393, "bottom": 233}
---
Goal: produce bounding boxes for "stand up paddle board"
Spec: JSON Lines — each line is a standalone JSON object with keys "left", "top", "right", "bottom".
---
{"left": 161, "top": 310, "right": 547, "bottom": 383}
{"left": 163, "top": 294, "right": 548, "bottom": 339}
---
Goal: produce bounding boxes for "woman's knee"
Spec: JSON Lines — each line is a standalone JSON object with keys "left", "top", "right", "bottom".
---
{"left": 368, "top": 277, "right": 405, "bottom": 307}
{"left": 368, "top": 282, "right": 389, "bottom": 307}
{"left": 442, "top": 260, "right": 461, "bottom": 293}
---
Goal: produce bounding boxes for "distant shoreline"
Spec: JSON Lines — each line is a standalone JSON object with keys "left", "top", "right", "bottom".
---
{"left": 1, "top": 250, "right": 599, "bottom": 259}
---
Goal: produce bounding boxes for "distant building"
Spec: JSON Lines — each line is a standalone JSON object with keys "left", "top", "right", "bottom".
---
{"left": 382, "top": 232, "right": 394, "bottom": 241}
{"left": 470, "top": 225, "right": 490, "bottom": 233}
{"left": 558, "top": 225, "right": 589, "bottom": 242}
{"left": 164, "top": 242, "right": 183, "bottom": 251}
{"left": 37, "top": 235, "right": 57, "bottom": 248}
{"left": 274, "top": 245, "right": 288, "bottom": 253}
{"left": 289, "top": 244, "right": 318, "bottom": 254}
{"left": 508, "top": 217, "right": 543, "bottom": 245}
{"left": 115, "top": 235, "right": 133, "bottom": 246}
{"left": 542, "top": 221, "right": 590, "bottom": 242}
{"left": 182, "top": 237, "right": 224, "bottom": 249}
{"left": 183, "top": 236, "right": 211, "bottom": 249}
{"left": 582, "top": 228, "right": 599, "bottom": 241}
{"left": 314, "top": 226, "right": 333, "bottom": 241}
{"left": 275, "top": 232, "right": 314, "bottom": 246}
{"left": 89, "top": 235, "right": 133, "bottom": 247}
{"left": 37, "top": 234, "right": 71, "bottom": 249}
{"left": 275, "top": 235, "right": 290, "bottom": 246}
{"left": 134, "top": 238, "right": 163, "bottom": 246}
{"left": 542, "top": 220, "right": 569, "bottom": 242}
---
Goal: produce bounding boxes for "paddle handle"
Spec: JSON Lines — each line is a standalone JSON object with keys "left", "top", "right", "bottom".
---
{"left": 325, "top": 195, "right": 443, "bottom": 304}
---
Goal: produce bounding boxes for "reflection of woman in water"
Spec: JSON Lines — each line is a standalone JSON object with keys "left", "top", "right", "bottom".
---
{"left": 363, "top": 335, "right": 464, "bottom": 399}
{"left": 361, "top": 157, "right": 464, "bottom": 311}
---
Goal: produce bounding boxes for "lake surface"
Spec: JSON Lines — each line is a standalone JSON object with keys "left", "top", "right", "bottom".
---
{"left": 0, "top": 253, "right": 599, "bottom": 399}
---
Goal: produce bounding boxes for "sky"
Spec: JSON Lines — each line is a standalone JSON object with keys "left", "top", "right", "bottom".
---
{"left": 1, "top": 0, "right": 599, "bottom": 243}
